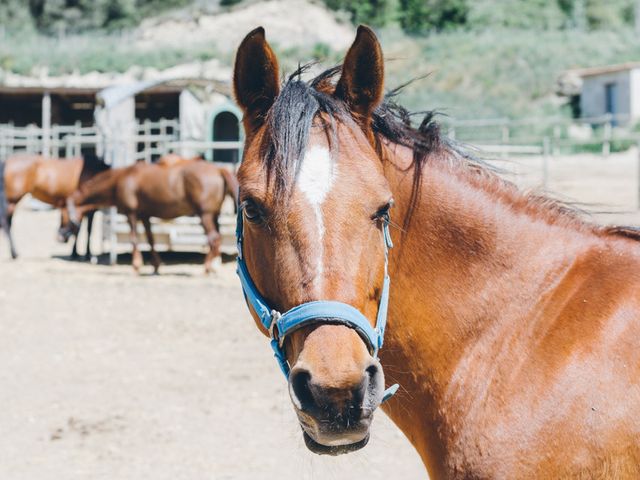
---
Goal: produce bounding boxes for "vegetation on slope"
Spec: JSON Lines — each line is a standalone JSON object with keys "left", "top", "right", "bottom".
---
{"left": 2, "top": 0, "right": 640, "bottom": 123}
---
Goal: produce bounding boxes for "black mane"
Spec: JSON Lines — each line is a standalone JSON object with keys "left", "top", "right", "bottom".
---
{"left": 261, "top": 65, "right": 443, "bottom": 208}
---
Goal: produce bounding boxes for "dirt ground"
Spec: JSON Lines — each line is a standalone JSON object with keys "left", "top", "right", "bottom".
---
{"left": 0, "top": 209, "right": 426, "bottom": 480}
{"left": 1, "top": 149, "right": 640, "bottom": 480}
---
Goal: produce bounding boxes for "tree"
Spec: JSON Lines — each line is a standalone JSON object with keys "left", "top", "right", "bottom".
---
{"left": 324, "top": 0, "right": 390, "bottom": 27}
{"left": 399, "top": 0, "right": 469, "bottom": 34}
{"left": 104, "top": 0, "right": 137, "bottom": 29}
{"left": 0, "top": 0, "right": 34, "bottom": 31}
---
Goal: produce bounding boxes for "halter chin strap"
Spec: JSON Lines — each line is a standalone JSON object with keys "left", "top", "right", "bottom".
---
{"left": 235, "top": 205, "right": 399, "bottom": 403}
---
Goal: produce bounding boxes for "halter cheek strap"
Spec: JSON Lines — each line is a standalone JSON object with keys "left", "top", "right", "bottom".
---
{"left": 236, "top": 206, "right": 399, "bottom": 403}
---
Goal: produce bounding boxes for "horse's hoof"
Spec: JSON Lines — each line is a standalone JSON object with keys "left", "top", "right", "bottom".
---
{"left": 10, "top": 252, "right": 18, "bottom": 260}
{"left": 207, "top": 257, "right": 222, "bottom": 274}
{"left": 90, "top": 256, "right": 98, "bottom": 265}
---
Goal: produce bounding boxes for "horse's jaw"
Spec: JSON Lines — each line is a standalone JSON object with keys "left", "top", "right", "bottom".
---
{"left": 294, "top": 405, "right": 374, "bottom": 456}
{"left": 302, "top": 430, "right": 370, "bottom": 456}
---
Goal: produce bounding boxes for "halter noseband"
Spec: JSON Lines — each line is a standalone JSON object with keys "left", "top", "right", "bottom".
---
{"left": 235, "top": 204, "right": 399, "bottom": 403}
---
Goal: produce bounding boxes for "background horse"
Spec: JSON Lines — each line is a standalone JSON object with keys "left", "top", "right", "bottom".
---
{"left": 1, "top": 153, "right": 109, "bottom": 260}
{"left": 62, "top": 158, "right": 239, "bottom": 274}
{"left": 233, "top": 26, "right": 640, "bottom": 478}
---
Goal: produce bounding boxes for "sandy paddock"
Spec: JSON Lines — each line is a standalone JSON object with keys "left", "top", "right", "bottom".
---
{"left": 1, "top": 149, "right": 639, "bottom": 479}
{"left": 0, "top": 208, "right": 425, "bottom": 479}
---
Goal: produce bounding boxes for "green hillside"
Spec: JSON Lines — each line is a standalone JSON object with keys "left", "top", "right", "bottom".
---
{"left": 2, "top": 0, "right": 640, "bottom": 123}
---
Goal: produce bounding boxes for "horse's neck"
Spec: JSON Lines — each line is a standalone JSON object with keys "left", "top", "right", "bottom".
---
{"left": 380, "top": 143, "right": 592, "bottom": 471}
{"left": 78, "top": 168, "right": 123, "bottom": 206}
{"left": 79, "top": 158, "right": 108, "bottom": 185}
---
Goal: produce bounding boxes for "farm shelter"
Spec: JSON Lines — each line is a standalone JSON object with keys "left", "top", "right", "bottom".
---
{"left": 95, "top": 76, "right": 243, "bottom": 166}
{"left": 571, "top": 62, "right": 640, "bottom": 126}
{"left": 0, "top": 58, "right": 236, "bottom": 158}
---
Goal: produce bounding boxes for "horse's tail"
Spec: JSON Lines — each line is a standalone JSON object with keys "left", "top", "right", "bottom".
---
{"left": 220, "top": 167, "right": 240, "bottom": 212}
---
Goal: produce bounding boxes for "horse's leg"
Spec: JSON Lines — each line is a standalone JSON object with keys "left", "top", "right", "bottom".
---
{"left": 212, "top": 213, "right": 222, "bottom": 271}
{"left": 2, "top": 204, "right": 17, "bottom": 260}
{"left": 70, "top": 222, "right": 80, "bottom": 260}
{"left": 127, "top": 213, "right": 143, "bottom": 273}
{"left": 201, "top": 213, "right": 221, "bottom": 274}
{"left": 141, "top": 217, "right": 161, "bottom": 275}
{"left": 84, "top": 210, "right": 96, "bottom": 262}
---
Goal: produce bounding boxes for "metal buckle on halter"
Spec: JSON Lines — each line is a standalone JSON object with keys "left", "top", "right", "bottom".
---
{"left": 269, "top": 310, "right": 282, "bottom": 344}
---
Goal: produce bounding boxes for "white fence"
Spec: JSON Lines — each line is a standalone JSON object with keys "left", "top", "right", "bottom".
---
{"left": 444, "top": 113, "right": 635, "bottom": 157}
{"left": 0, "top": 119, "right": 181, "bottom": 161}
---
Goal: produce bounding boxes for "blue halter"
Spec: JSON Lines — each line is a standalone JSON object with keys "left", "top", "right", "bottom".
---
{"left": 235, "top": 204, "right": 399, "bottom": 403}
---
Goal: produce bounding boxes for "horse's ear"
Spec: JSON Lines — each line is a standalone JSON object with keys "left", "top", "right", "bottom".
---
{"left": 233, "top": 27, "right": 280, "bottom": 134}
{"left": 334, "top": 25, "right": 384, "bottom": 121}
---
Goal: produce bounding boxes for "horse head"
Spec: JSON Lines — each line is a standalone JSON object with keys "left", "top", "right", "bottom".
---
{"left": 234, "top": 26, "right": 395, "bottom": 455}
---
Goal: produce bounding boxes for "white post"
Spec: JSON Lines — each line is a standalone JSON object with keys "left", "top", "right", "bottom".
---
{"left": 542, "top": 136, "right": 551, "bottom": 190}
{"left": 144, "top": 120, "right": 151, "bottom": 163}
{"left": 160, "top": 118, "right": 168, "bottom": 156}
{"left": 74, "top": 121, "right": 81, "bottom": 157}
{"left": 51, "top": 125, "right": 58, "bottom": 157}
{"left": 26, "top": 124, "right": 36, "bottom": 154}
{"left": 109, "top": 207, "right": 118, "bottom": 265}
{"left": 42, "top": 92, "right": 51, "bottom": 158}
{"left": 603, "top": 115, "right": 612, "bottom": 156}
{"left": 553, "top": 124, "right": 561, "bottom": 156}
{"left": 501, "top": 124, "right": 509, "bottom": 158}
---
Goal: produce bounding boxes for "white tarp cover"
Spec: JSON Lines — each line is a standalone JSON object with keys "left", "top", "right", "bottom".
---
{"left": 179, "top": 89, "right": 206, "bottom": 158}
{"left": 96, "top": 79, "right": 175, "bottom": 167}
{"left": 94, "top": 96, "right": 136, "bottom": 167}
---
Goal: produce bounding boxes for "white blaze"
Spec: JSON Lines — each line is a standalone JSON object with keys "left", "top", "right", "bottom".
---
{"left": 297, "top": 145, "right": 335, "bottom": 285}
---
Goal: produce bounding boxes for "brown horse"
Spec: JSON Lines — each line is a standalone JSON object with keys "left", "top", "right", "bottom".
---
{"left": 0, "top": 153, "right": 109, "bottom": 260}
{"left": 233, "top": 26, "right": 640, "bottom": 478}
{"left": 61, "top": 158, "right": 239, "bottom": 274}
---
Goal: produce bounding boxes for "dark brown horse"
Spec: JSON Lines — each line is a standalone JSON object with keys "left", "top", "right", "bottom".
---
{"left": 0, "top": 153, "right": 109, "bottom": 260}
{"left": 233, "top": 26, "right": 640, "bottom": 478}
{"left": 61, "top": 158, "right": 239, "bottom": 274}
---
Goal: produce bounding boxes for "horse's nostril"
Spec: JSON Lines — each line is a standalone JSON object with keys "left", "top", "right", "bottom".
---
{"left": 365, "top": 363, "right": 379, "bottom": 381}
{"left": 290, "top": 368, "right": 315, "bottom": 411}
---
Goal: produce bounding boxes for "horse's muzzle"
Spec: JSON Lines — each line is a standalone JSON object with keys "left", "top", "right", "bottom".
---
{"left": 288, "top": 359, "right": 384, "bottom": 455}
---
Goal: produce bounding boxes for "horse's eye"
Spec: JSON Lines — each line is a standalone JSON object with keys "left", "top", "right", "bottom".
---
{"left": 374, "top": 199, "right": 394, "bottom": 221}
{"left": 243, "top": 201, "right": 262, "bottom": 223}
